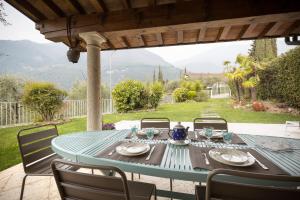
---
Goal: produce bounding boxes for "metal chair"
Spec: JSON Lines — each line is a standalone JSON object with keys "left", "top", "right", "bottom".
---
{"left": 195, "top": 169, "right": 300, "bottom": 200}
{"left": 193, "top": 117, "right": 228, "bottom": 131}
{"left": 141, "top": 117, "right": 174, "bottom": 198}
{"left": 141, "top": 117, "right": 170, "bottom": 131}
{"left": 51, "top": 159, "right": 157, "bottom": 200}
{"left": 17, "top": 124, "right": 77, "bottom": 200}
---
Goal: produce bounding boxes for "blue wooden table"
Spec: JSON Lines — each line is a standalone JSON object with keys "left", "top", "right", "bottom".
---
{"left": 51, "top": 130, "right": 300, "bottom": 199}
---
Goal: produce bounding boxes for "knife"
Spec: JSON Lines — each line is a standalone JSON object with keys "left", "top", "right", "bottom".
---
{"left": 247, "top": 152, "right": 269, "bottom": 170}
{"left": 146, "top": 146, "right": 156, "bottom": 161}
{"left": 202, "top": 153, "right": 210, "bottom": 165}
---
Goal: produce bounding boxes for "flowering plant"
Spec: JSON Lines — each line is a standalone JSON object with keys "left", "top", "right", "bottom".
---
{"left": 102, "top": 123, "right": 115, "bottom": 130}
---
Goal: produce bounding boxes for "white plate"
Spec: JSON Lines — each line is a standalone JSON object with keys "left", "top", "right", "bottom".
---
{"left": 169, "top": 139, "right": 190, "bottom": 146}
{"left": 209, "top": 149, "right": 255, "bottom": 167}
{"left": 138, "top": 129, "right": 160, "bottom": 136}
{"left": 116, "top": 143, "right": 150, "bottom": 156}
{"left": 220, "top": 149, "right": 248, "bottom": 163}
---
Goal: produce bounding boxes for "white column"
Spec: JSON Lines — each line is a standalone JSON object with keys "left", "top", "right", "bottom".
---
{"left": 79, "top": 32, "right": 106, "bottom": 131}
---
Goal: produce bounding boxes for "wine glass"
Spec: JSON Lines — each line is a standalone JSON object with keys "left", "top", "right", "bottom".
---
{"left": 146, "top": 128, "right": 155, "bottom": 140}
{"left": 222, "top": 131, "right": 233, "bottom": 146}
{"left": 131, "top": 126, "right": 138, "bottom": 140}
{"left": 204, "top": 127, "right": 213, "bottom": 144}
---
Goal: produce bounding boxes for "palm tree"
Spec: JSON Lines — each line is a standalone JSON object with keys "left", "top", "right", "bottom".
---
{"left": 224, "top": 61, "right": 244, "bottom": 102}
{"left": 235, "top": 54, "right": 263, "bottom": 101}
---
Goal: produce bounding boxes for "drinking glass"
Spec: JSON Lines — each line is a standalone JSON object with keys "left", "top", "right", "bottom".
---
{"left": 222, "top": 131, "right": 233, "bottom": 146}
{"left": 146, "top": 128, "right": 155, "bottom": 140}
{"left": 131, "top": 126, "right": 138, "bottom": 140}
{"left": 204, "top": 127, "right": 213, "bottom": 143}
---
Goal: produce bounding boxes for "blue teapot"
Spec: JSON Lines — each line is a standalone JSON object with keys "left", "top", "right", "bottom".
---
{"left": 169, "top": 122, "right": 189, "bottom": 140}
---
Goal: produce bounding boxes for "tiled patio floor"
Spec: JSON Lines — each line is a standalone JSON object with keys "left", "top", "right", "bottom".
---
{"left": 1, "top": 121, "right": 299, "bottom": 199}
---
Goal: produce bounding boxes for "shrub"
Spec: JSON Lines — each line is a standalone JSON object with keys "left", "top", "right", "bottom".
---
{"left": 257, "top": 47, "right": 300, "bottom": 108}
{"left": 172, "top": 87, "right": 188, "bottom": 102}
{"left": 180, "top": 80, "right": 203, "bottom": 92}
{"left": 112, "top": 80, "right": 148, "bottom": 112}
{"left": 148, "top": 82, "right": 164, "bottom": 109}
{"left": 187, "top": 91, "right": 197, "bottom": 100}
{"left": 0, "top": 75, "right": 24, "bottom": 101}
{"left": 22, "top": 82, "right": 67, "bottom": 121}
{"left": 195, "top": 91, "right": 209, "bottom": 102}
{"left": 165, "top": 80, "right": 179, "bottom": 93}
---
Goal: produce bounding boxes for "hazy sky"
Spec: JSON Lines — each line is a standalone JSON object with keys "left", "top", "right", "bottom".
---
{"left": 0, "top": 1, "right": 293, "bottom": 66}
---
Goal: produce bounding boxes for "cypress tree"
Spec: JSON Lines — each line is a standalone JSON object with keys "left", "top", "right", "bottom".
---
{"left": 158, "top": 66, "right": 164, "bottom": 83}
{"left": 153, "top": 69, "right": 156, "bottom": 83}
{"left": 248, "top": 38, "right": 277, "bottom": 61}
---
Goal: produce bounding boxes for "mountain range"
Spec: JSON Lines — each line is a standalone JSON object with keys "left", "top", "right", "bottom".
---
{"left": 0, "top": 40, "right": 180, "bottom": 89}
{"left": 173, "top": 38, "right": 295, "bottom": 72}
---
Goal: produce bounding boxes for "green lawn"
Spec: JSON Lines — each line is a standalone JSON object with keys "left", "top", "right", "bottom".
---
{"left": 1, "top": 98, "right": 299, "bottom": 171}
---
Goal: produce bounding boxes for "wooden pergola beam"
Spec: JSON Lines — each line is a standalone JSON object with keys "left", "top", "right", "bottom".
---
{"left": 156, "top": 33, "right": 163, "bottom": 45}
{"left": 42, "top": 0, "right": 65, "bottom": 18}
{"left": 198, "top": 26, "right": 207, "bottom": 42}
{"left": 121, "top": 0, "right": 132, "bottom": 9}
{"left": 96, "top": 0, "right": 108, "bottom": 12}
{"left": 38, "top": 0, "right": 300, "bottom": 42}
{"left": 219, "top": 26, "right": 231, "bottom": 40}
{"left": 258, "top": 22, "right": 276, "bottom": 38}
{"left": 12, "top": 0, "right": 47, "bottom": 20}
{"left": 237, "top": 24, "right": 250, "bottom": 40}
{"left": 177, "top": 31, "right": 184, "bottom": 44}
{"left": 69, "top": 0, "right": 86, "bottom": 15}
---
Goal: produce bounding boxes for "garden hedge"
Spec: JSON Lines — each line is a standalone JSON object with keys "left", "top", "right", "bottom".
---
{"left": 257, "top": 47, "right": 300, "bottom": 108}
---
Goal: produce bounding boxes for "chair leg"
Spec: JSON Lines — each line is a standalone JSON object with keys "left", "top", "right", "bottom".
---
{"left": 170, "top": 178, "right": 173, "bottom": 200}
{"left": 91, "top": 169, "right": 94, "bottom": 174}
{"left": 138, "top": 173, "right": 141, "bottom": 179}
{"left": 20, "top": 175, "right": 28, "bottom": 200}
{"left": 131, "top": 173, "right": 134, "bottom": 181}
{"left": 154, "top": 186, "right": 157, "bottom": 200}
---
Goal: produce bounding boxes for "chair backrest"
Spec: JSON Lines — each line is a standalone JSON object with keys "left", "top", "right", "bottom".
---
{"left": 141, "top": 118, "right": 170, "bottom": 130}
{"left": 194, "top": 117, "right": 228, "bottom": 131}
{"left": 17, "top": 124, "right": 58, "bottom": 172}
{"left": 206, "top": 169, "right": 300, "bottom": 200}
{"left": 51, "top": 159, "right": 131, "bottom": 200}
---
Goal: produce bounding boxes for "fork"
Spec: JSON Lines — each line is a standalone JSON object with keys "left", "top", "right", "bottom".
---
{"left": 146, "top": 146, "right": 156, "bottom": 161}
{"left": 202, "top": 153, "right": 210, "bottom": 165}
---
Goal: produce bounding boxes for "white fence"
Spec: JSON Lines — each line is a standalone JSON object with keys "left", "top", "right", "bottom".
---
{"left": 0, "top": 99, "right": 114, "bottom": 127}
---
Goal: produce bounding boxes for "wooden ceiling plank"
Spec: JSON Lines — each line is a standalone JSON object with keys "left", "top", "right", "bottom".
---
{"left": 258, "top": 22, "right": 276, "bottom": 38}
{"left": 283, "top": 20, "right": 300, "bottom": 36}
{"left": 156, "top": 33, "right": 163, "bottom": 45}
{"left": 177, "top": 30, "right": 184, "bottom": 44}
{"left": 242, "top": 23, "right": 258, "bottom": 38}
{"left": 265, "top": 21, "right": 284, "bottom": 36}
{"left": 38, "top": 0, "right": 300, "bottom": 43}
{"left": 198, "top": 26, "right": 207, "bottom": 41}
{"left": 68, "top": 0, "right": 86, "bottom": 14}
{"left": 237, "top": 24, "right": 250, "bottom": 39}
{"left": 215, "top": 27, "right": 224, "bottom": 41}
{"left": 14, "top": 0, "right": 47, "bottom": 20}
{"left": 121, "top": 0, "right": 132, "bottom": 9}
{"left": 136, "top": 34, "right": 146, "bottom": 46}
{"left": 6, "top": 0, "right": 38, "bottom": 21}
{"left": 148, "top": 0, "right": 157, "bottom": 7}
{"left": 96, "top": 0, "right": 108, "bottom": 12}
{"left": 121, "top": 36, "right": 130, "bottom": 47}
{"left": 219, "top": 26, "right": 231, "bottom": 40}
{"left": 43, "top": 0, "right": 66, "bottom": 17}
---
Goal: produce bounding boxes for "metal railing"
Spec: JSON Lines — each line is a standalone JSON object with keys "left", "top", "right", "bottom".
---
{"left": 0, "top": 99, "right": 114, "bottom": 127}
